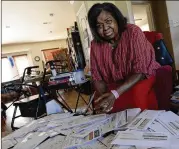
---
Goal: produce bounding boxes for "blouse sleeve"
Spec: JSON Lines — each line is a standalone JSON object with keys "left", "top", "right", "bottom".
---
{"left": 90, "top": 41, "right": 102, "bottom": 81}
{"left": 131, "top": 26, "right": 161, "bottom": 77}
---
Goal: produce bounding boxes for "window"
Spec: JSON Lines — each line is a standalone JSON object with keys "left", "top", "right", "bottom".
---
{"left": 1, "top": 54, "right": 30, "bottom": 82}
{"left": 13, "top": 55, "right": 30, "bottom": 77}
{"left": 2, "top": 57, "right": 15, "bottom": 82}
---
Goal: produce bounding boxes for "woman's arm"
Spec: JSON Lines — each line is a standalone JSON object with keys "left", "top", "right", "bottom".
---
{"left": 93, "top": 80, "right": 108, "bottom": 96}
{"left": 116, "top": 73, "right": 145, "bottom": 96}
{"left": 95, "top": 73, "right": 144, "bottom": 113}
{"left": 94, "top": 73, "right": 144, "bottom": 97}
{"left": 90, "top": 41, "right": 107, "bottom": 95}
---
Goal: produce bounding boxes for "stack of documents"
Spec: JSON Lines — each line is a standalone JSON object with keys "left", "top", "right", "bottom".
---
{"left": 13, "top": 132, "right": 49, "bottom": 149}
{"left": 157, "top": 111, "right": 179, "bottom": 136}
{"left": 111, "top": 131, "right": 179, "bottom": 149}
{"left": 111, "top": 131, "right": 171, "bottom": 148}
{"left": 2, "top": 109, "right": 179, "bottom": 149}
{"left": 127, "top": 110, "right": 164, "bottom": 131}
{"left": 110, "top": 110, "right": 179, "bottom": 149}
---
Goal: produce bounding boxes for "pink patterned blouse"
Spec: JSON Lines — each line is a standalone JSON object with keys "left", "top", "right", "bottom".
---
{"left": 90, "top": 24, "right": 161, "bottom": 84}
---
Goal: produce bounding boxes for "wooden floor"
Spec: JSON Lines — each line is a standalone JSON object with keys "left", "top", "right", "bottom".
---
{"left": 2, "top": 90, "right": 90, "bottom": 137}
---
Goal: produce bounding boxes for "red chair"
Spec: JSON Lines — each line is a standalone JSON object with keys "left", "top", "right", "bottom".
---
{"left": 144, "top": 31, "right": 173, "bottom": 110}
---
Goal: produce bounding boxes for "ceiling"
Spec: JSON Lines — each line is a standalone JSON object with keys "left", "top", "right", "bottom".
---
{"left": 2, "top": 1, "right": 76, "bottom": 45}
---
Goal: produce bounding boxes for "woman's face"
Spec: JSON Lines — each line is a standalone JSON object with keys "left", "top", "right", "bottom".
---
{"left": 96, "top": 10, "right": 118, "bottom": 41}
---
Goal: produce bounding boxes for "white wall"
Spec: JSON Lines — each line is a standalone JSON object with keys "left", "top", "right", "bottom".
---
{"left": 2, "top": 39, "right": 67, "bottom": 71}
{"left": 166, "top": 1, "right": 179, "bottom": 70}
{"left": 115, "top": 1, "right": 134, "bottom": 24}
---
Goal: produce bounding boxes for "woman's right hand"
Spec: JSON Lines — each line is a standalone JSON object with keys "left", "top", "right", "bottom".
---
{"left": 94, "top": 92, "right": 115, "bottom": 114}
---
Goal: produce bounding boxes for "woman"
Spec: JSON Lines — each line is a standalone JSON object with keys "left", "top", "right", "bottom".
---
{"left": 88, "top": 3, "right": 161, "bottom": 113}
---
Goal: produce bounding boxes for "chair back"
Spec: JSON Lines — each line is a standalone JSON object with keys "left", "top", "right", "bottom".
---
{"left": 154, "top": 65, "right": 173, "bottom": 110}
{"left": 144, "top": 31, "right": 173, "bottom": 110}
{"left": 143, "top": 31, "right": 173, "bottom": 66}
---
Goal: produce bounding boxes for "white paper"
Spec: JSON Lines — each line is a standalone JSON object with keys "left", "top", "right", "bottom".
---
{"left": 4, "top": 110, "right": 179, "bottom": 149}
{"left": 35, "top": 135, "right": 65, "bottom": 149}
{"left": 157, "top": 111, "right": 179, "bottom": 136}
{"left": 62, "top": 135, "right": 85, "bottom": 149}
{"left": 148, "top": 120, "right": 174, "bottom": 136}
{"left": 2, "top": 138, "right": 17, "bottom": 149}
{"left": 2, "top": 120, "right": 47, "bottom": 143}
{"left": 76, "top": 139, "right": 107, "bottom": 149}
{"left": 13, "top": 132, "right": 49, "bottom": 149}
{"left": 38, "top": 112, "right": 73, "bottom": 122}
{"left": 109, "top": 145, "right": 136, "bottom": 149}
{"left": 99, "top": 134, "right": 116, "bottom": 148}
{"left": 71, "top": 113, "right": 120, "bottom": 139}
{"left": 113, "top": 110, "right": 128, "bottom": 129}
{"left": 126, "top": 108, "right": 141, "bottom": 123}
{"left": 111, "top": 131, "right": 171, "bottom": 148}
{"left": 116, "top": 109, "right": 142, "bottom": 131}
{"left": 128, "top": 110, "right": 164, "bottom": 130}
{"left": 109, "top": 145, "right": 168, "bottom": 149}
{"left": 170, "top": 135, "right": 179, "bottom": 149}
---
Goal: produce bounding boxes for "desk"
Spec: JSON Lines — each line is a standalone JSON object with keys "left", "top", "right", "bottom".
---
{"left": 23, "top": 74, "right": 51, "bottom": 84}
{"left": 11, "top": 94, "right": 49, "bottom": 130}
{"left": 2, "top": 109, "right": 179, "bottom": 149}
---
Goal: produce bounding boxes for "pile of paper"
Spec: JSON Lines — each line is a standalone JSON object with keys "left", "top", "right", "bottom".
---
{"left": 111, "top": 131, "right": 170, "bottom": 148}
{"left": 111, "top": 110, "right": 179, "bottom": 149}
{"left": 2, "top": 109, "right": 179, "bottom": 149}
{"left": 127, "top": 110, "right": 164, "bottom": 131}
{"left": 157, "top": 111, "right": 179, "bottom": 135}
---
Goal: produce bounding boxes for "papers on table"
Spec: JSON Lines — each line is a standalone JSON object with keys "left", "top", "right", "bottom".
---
{"left": 148, "top": 120, "right": 174, "bottom": 135}
{"left": 2, "top": 109, "right": 179, "bottom": 149}
{"left": 13, "top": 132, "right": 49, "bottom": 149}
{"left": 128, "top": 110, "right": 164, "bottom": 130}
{"left": 99, "top": 134, "right": 116, "bottom": 148}
{"left": 35, "top": 135, "right": 66, "bottom": 149}
{"left": 111, "top": 131, "right": 171, "bottom": 148}
{"left": 2, "top": 138, "right": 17, "bottom": 149}
{"left": 126, "top": 108, "right": 141, "bottom": 123}
{"left": 75, "top": 138, "right": 107, "bottom": 149}
{"left": 2, "top": 119, "right": 48, "bottom": 143}
{"left": 170, "top": 135, "right": 179, "bottom": 149}
{"left": 157, "top": 111, "right": 179, "bottom": 135}
{"left": 71, "top": 111, "right": 127, "bottom": 138}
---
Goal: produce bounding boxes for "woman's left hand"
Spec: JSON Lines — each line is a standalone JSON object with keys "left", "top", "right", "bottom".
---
{"left": 94, "top": 92, "right": 115, "bottom": 113}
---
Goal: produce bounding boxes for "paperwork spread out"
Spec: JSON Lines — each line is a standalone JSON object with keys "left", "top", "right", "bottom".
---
{"left": 13, "top": 132, "right": 49, "bottom": 149}
{"left": 35, "top": 135, "right": 66, "bottom": 149}
{"left": 111, "top": 131, "right": 170, "bottom": 148}
{"left": 2, "top": 109, "right": 179, "bottom": 149}
{"left": 127, "top": 110, "right": 164, "bottom": 130}
{"left": 148, "top": 120, "right": 174, "bottom": 135}
{"left": 157, "top": 111, "right": 179, "bottom": 136}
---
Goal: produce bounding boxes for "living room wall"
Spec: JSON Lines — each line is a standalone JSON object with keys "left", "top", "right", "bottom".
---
{"left": 2, "top": 39, "right": 67, "bottom": 71}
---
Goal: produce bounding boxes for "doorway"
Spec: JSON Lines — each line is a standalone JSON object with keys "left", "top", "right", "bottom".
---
{"left": 132, "top": 3, "right": 155, "bottom": 31}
